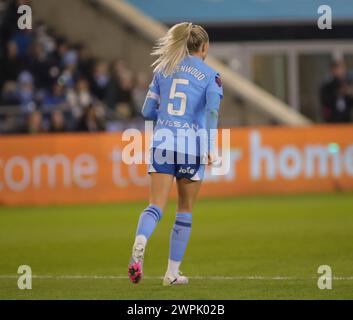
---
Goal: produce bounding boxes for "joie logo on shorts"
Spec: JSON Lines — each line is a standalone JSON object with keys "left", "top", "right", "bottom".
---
{"left": 179, "top": 167, "right": 195, "bottom": 175}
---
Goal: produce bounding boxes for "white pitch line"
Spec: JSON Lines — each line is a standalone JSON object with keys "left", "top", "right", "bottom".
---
{"left": 0, "top": 275, "right": 353, "bottom": 280}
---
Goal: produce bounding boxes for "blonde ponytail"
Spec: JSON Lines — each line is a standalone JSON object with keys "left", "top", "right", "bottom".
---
{"left": 151, "top": 22, "right": 209, "bottom": 76}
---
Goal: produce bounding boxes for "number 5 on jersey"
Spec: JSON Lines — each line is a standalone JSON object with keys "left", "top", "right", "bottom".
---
{"left": 168, "top": 78, "right": 189, "bottom": 116}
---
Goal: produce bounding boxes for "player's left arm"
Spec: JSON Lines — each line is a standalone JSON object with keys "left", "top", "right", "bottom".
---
{"left": 141, "top": 73, "right": 160, "bottom": 121}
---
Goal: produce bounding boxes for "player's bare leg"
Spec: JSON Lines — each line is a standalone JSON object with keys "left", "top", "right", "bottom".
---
{"left": 148, "top": 173, "right": 175, "bottom": 211}
{"left": 163, "top": 178, "right": 202, "bottom": 286}
{"left": 128, "top": 173, "right": 174, "bottom": 283}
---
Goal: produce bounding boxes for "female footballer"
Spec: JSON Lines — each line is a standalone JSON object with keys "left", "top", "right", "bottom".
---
{"left": 128, "top": 22, "right": 223, "bottom": 286}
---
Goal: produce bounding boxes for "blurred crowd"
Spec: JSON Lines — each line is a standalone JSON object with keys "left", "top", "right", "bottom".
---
{"left": 1, "top": 0, "right": 352, "bottom": 136}
{"left": 320, "top": 60, "right": 353, "bottom": 123}
{"left": 0, "top": 0, "right": 149, "bottom": 134}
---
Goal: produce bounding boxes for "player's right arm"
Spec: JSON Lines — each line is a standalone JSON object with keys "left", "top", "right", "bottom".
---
{"left": 141, "top": 73, "right": 160, "bottom": 121}
{"left": 205, "top": 73, "right": 223, "bottom": 164}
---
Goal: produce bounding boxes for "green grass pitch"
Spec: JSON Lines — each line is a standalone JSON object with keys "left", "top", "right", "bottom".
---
{"left": 0, "top": 193, "right": 353, "bottom": 300}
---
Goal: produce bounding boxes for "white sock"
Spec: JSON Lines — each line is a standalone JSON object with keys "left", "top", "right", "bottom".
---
{"left": 167, "top": 259, "right": 181, "bottom": 276}
{"left": 134, "top": 235, "right": 147, "bottom": 248}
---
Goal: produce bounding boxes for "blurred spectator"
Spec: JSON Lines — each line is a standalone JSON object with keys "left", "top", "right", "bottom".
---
{"left": 115, "top": 102, "right": 134, "bottom": 120}
{"left": 90, "top": 60, "right": 110, "bottom": 100}
{"left": 77, "top": 103, "right": 105, "bottom": 132}
{"left": 105, "top": 68, "right": 134, "bottom": 119}
{"left": 67, "top": 77, "right": 92, "bottom": 118}
{"left": 26, "top": 110, "right": 44, "bottom": 134}
{"left": 42, "top": 82, "right": 67, "bottom": 109}
{"left": 1, "top": 113, "right": 18, "bottom": 134}
{"left": 119, "top": 70, "right": 134, "bottom": 100}
{"left": 1, "top": 80, "right": 19, "bottom": 105}
{"left": 10, "top": 23, "right": 34, "bottom": 58}
{"left": 62, "top": 49, "right": 78, "bottom": 69}
{"left": 49, "top": 109, "right": 66, "bottom": 133}
{"left": 320, "top": 60, "right": 353, "bottom": 123}
{"left": 35, "top": 22, "right": 56, "bottom": 56}
{"left": 52, "top": 37, "right": 69, "bottom": 67}
{"left": 27, "top": 42, "right": 55, "bottom": 90}
{"left": 77, "top": 43, "right": 94, "bottom": 79}
{"left": 112, "top": 58, "right": 128, "bottom": 76}
{"left": 58, "top": 49, "right": 78, "bottom": 88}
{"left": 0, "top": 41, "right": 26, "bottom": 89}
{"left": 16, "top": 70, "right": 36, "bottom": 111}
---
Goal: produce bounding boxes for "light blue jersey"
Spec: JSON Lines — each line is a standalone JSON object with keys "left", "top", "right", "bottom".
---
{"left": 142, "top": 55, "right": 223, "bottom": 157}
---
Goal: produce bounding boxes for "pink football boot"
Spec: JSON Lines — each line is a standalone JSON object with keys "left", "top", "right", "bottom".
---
{"left": 128, "top": 244, "right": 144, "bottom": 284}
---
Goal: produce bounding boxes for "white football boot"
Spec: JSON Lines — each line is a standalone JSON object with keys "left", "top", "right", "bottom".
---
{"left": 163, "top": 271, "right": 189, "bottom": 286}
